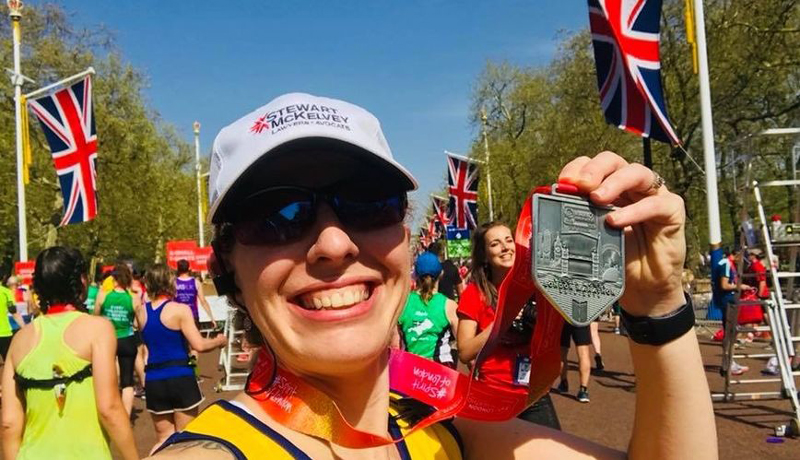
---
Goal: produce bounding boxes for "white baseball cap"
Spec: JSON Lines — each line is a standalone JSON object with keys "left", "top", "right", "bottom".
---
{"left": 207, "top": 92, "right": 417, "bottom": 223}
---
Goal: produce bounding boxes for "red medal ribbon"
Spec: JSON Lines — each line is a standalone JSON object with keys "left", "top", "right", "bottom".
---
{"left": 46, "top": 303, "right": 76, "bottom": 315}
{"left": 245, "top": 188, "right": 570, "bottom": 447}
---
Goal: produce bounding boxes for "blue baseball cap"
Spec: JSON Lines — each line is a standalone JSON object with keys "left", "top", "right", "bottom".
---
{"left": 414, "top": 252, "right": 442, "bottom": 278}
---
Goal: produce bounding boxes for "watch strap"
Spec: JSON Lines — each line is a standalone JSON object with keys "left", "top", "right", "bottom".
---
{"left": 620, "top": 293, "right": 694, "bottom": 346}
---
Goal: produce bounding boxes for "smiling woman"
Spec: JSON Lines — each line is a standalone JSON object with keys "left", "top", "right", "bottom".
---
{"left": 149, "top": 93, "right": 717, "bottom": 460}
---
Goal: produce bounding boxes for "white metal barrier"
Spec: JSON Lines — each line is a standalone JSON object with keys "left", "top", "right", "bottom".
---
{"left": 205, "top": 296, "right": 251, "bottom": 392}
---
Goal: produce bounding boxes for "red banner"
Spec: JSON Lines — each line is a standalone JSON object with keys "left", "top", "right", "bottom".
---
{"left": 165, "top": 240, "right": 197, "bottom": 269}
{"left": 191, "top": 246, "right": 213, "bottom": 272}
{"left": 14, "top": 261, "right": 36, "bottom": 286}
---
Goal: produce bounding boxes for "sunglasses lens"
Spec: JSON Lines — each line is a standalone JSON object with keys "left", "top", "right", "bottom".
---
{"left": 230, "top": 188, "right": 406, "bottom": 245}
{"left": 232, "top": 189, "right": 316, "bottom": 245}
{"left": 334, "top": 194, "right": 406, "bottom": 230}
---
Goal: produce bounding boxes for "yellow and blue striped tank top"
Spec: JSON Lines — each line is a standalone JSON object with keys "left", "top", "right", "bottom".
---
{"left": 159, "top": 399, "right": 464, "bottom": 459}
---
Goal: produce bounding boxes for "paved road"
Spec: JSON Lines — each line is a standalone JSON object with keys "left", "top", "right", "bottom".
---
{"left": 553, "top": 323, "right": 798, "bottom": 460}
{"left": 5, "top": 322, "right": 793, "bottom": 459}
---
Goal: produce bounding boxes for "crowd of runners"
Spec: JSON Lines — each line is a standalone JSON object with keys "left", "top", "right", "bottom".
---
{"left": 0, "top": 252, "right": 227, "bottom": 458}
{"left": 0, "top": 226, "right": 623, "bottom": 455}
{"left": 0, "top": 93, "right": 717, "bottom": 459}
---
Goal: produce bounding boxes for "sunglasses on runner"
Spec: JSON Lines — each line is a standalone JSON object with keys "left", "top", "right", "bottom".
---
{"left": 229, "top": 186, "right": 407, "bottom": 245}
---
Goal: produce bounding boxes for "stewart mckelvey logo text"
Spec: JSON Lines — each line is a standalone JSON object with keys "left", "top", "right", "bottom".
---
{"left": 250, "top": 103, "right": 350, "bottom": 134}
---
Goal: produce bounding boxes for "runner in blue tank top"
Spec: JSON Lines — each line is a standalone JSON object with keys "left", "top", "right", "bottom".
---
{"left": 138, "top": 263, "right": 227, "bottom": 455}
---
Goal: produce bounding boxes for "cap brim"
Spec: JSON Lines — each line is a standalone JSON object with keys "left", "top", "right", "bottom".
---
{"left": 211, "top": 137, "right": 417, "bottom": 223}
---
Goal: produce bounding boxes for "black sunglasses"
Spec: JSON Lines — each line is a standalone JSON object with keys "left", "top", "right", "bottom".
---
{"left": 229, "top": 186, "right": 407, "bottom": 245}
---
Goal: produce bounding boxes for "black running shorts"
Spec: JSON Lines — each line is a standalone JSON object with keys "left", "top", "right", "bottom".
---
{"left": 0, "top": 336, "right": 11, "bottom": 360}
{"left": 117, "top": 335, "right": 138, "bottom": 388}
{"left": 560, "top": 324, "right": 592, "bottom": 348}
{"left": 145, "top": 375, "right": 204, "bottom": 414}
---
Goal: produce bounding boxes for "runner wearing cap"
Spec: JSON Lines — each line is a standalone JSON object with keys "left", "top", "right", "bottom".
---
{"left": 150, "top": 93, "right": 716, "bottom": 459}
{"left": 398, "top": 252, "right": 459, "bottom": 368}
{"left": 427, "top": 242, "right": 464, "bottom": 301}
{"left": 1, "top": 247, "right": 137, "bottom": 460}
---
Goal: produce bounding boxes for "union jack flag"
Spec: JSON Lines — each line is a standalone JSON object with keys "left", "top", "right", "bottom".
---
{"left": 427, "top": 217, "right": 439, "bottom": 243}
{"left": 418, "top": 227, "right": 431, "bottom": 249}
{"left": 588, "top": 0, "right": 680, "bottom": 145}
{"left": 446, "top": 153, "right": 479, "bottom": 230}
{"left": 28, "top": 77, "right": 98, "bottom": 226}
{"left": 431, "top": 195, "right": 450, "bottom": 232}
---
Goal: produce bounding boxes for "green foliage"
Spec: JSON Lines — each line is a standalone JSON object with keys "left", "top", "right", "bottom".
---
{"left": 0, "top": 4, "right": 202, "bottom": 274}
{"left": 467, "top": 0, "right": 800, "bottom": 270}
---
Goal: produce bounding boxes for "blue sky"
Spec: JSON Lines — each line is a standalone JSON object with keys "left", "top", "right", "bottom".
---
{"left": 44, "top": 1, "right": 588, "bottom": 227}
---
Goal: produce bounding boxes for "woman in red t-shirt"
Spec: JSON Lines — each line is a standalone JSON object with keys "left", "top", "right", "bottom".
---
{"left": 456, "top": 221, "right": 561, "bottom": 430}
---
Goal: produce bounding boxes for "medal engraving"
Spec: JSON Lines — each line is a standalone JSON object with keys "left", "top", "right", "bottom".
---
{"left": 532, "top": 187, "right": 625, "bottom": 326}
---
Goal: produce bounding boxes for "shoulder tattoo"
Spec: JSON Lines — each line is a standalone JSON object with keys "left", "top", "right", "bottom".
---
{"left": 158, "top": 440, "right": 235, "bottom": 458}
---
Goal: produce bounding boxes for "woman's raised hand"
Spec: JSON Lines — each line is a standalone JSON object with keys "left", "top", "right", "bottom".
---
{"left": 558, "top": 151, "right": 686, "bottom": 317}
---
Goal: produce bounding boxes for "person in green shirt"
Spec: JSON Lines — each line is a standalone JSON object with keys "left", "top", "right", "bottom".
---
{"left": 0, "top": 278, "right": 25, "bottom": 360}
{"left": 84, "top": 267, "right": 105, "bottom": 314}
{"left": 94, "top": 263, "right": 140, "bottom": 416}
{"left": 1, "top": 246, "right": 138, "bottom": 460}
{"left": 398, "top": 251, "right": 459, "bottom": 368}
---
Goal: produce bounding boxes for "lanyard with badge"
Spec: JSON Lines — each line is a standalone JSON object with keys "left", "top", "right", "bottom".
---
{"left": 234, "top": 180, "right": 624, "bottom": 447}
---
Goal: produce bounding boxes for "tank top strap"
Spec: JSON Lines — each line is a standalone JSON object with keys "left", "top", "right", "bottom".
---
{"left": 147, "top": 300, "right": 170, "bottom": 316}
{"left": 38, "top": 311, "right": 83, "bottom": 348}
{"left": 16, "top": 311, "right": 90, "bottom": 381}
{"left": 430, "top": 293, "right": 447, "bottom": 310}
{"left": 156, "top": 400, "right": 312, "bottom": 460}
{"left": 159, "top": 399, "right": 463, "bottom": 459}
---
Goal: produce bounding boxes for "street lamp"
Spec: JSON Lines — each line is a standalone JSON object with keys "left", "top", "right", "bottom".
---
{"left": 7, "top": 0, "right": 22, "bottom": 18}
{"left": 8, "top": 0, "right": 27, "bottom": 260}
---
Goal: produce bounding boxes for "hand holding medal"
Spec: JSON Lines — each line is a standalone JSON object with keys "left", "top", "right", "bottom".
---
{"left": 557, "top": 152, "right": 687, "bottom": 317}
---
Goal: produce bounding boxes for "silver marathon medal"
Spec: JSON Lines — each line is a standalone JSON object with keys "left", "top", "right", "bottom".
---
{"left": 531, "top": 184, "right": 625, "bottom": 327}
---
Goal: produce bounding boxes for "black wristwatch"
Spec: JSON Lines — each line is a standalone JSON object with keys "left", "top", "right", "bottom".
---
{"left": 620, "top": 293, "right": 694, "bottom": 346}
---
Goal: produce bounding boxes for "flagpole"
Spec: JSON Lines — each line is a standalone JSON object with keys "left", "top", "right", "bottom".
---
{"left": 444, "top": 151, "right": 483, "bottom": 164}
{"left": 693, "top": 0, "right": 723, "bottom": 252}
{"left": 193, "top": 121, "right": 205, "bottom": 247}
{"left": 23, "top": 67, "right": 95, "bottom": 100}
{"left": 9, "top": 1, "right": 27, "bottom": 261}
{"left": 481, "top": 107, "right": 494, "bottom": 221}
{"left": 642, "top": 137, "right": 653, "bottom": 169}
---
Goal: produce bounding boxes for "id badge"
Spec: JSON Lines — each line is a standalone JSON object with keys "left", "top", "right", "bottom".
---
{"left": 513, "top": 355, "right": 531, "bottom": 386}
{"left": 532, "top": 185, "right": 625, "bottom": 326}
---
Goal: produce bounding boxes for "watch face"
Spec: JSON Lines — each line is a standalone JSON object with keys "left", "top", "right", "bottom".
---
{"left": 531, "top": 191, "right": 625, "bottom": 326}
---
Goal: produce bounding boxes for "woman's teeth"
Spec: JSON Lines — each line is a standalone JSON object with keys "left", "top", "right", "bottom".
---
{"left": 300, "top": 286, "right": 370, "bottom": 310}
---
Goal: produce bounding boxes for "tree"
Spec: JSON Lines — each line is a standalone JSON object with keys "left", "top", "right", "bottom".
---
{"left": 0, "top": 4, "right": 200, "bottom": 274}
{"left": 466, "top": 0, "right": 800, "bottom": 271}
